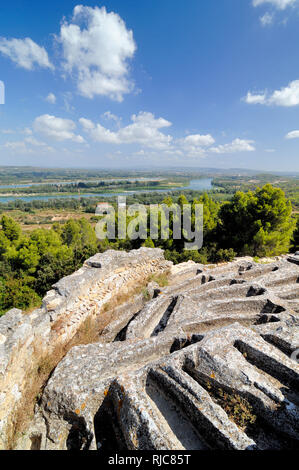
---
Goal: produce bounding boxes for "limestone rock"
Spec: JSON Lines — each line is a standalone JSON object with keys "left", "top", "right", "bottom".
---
{"left": 30, "top": 253, "right": 299, "bottom": 450}
{"left": 1, "top": 251, "right": 299, "bottom": 450}
{"left": 0, "top": 248, "right": 171, "bottom": 449}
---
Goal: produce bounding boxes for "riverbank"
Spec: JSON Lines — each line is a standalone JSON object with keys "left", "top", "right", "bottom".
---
{"left": 0, "top": 178, "right": 214, "bottom": 202}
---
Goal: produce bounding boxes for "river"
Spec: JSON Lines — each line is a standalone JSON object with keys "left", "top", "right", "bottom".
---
{"left": 0, "top": 178, "right": 213, "bottom": 203}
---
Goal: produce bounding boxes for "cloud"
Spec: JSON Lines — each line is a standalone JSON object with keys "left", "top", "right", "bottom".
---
{"left": 62, "top": 92, "right": 74, "bottom": 112}
{"left": 80, "top": 117, "right": 119, "bottom": 144}
{"left": 102, "top": 111, "right": 122, "bottom": 127}
{"left": 46, "top": 93, "right": 56, "bottom": 104}
{"left": 253, "top": 0, "right": 296, "bottom": 26}
{"left": 22, "top": 127, "right": 33, "bottom": 136}
{"left": 244, "top": 80, "right": 299, "bottom": 106}
{"left": 176, "top": 133, "right": 215, "bottom": 157}
{"left": 33, "top": 114, "right": 85, "bottom": 143}
{"left": 57, "top": 5, "right": 136, "bottom": 101}
{"left": 260, "top": 12, "right": 275, "bottom": 25}
{"left": 210, "top": 138, "right": 256, "bottom": 154}
{"left": 268, "top": 80, "right": 299, "bottom": 106}
{"left": 285, "top": 130, "right": 299, "bottom": 139}
{"left": 252, "top": 0, "right": 296, "bottom": 9}
{"left": 1, "top": 127, "right": 32, "bottom": 136}
{"left": 4, "top": 141, "right": 28, "bottom": 152}
{"left": 244, "top": 92, "right": 267, "bottom": 104}
{"left": 80, "top": 111, "right": 172, "bottom": 149}
{"left": 181, "top": 134, "right": 215, "bottom": 147}
{"left": 0, "top": 37, "right": 53, "bottom": 70}
{"left": 24, "top": 136, "right": 49, "bottom": 147}
{"left": 4, "top": 137, "right": 54, "bottom": 154}
{"left": 80, "top": 111, "right": 256, "bottom": 157}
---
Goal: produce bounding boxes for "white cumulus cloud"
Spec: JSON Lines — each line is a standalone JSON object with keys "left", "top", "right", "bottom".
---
{"left": 33, "top": 114, "right": 85, "bottom": 143}
{"left": 80, "top": 112, "right": 172, "bottom": 149}
{"left": 0, "top": 37, "right": 53, "bottom": 70}
{"left": 285, "top": 130, "right": 299, "bottom": 139}
{"left": 244, "top": 92, "right": 267, "bottom": 104}
{"left": 210, "top": 138, "right": 256, "bottom": 154}
{"left": 46, "top": 93, "right": 56, "bottom": 104}
{"left": 176, "top": 133, "right": 215, "bottom": 157}
{"left": 268, "top": 80, "right": 299, "bottom": 106}
{"left": 181, "top": 134, "right": 215, "bottom": 147}
{"left": 80, "top": 112, "right": 256, "bottom": 158}
{"left": 244, "top": 80, "right": 299, "bottom": 106}
{"left": 57, "top": 5, "right": 136, "bottom": 101}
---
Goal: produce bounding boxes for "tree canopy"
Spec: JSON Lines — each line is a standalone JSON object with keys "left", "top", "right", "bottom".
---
{"left": 218, "top": 184, "right": 295, "bottom": 256}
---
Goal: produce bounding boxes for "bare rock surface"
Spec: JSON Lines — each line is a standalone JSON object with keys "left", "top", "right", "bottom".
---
{"left": 1, "top": 250, "right": 298, "bottom": 450}
{"left": 0, "top": 248, "right": 171, "bottom": 449}
{"left": 22, "top": 253, "right": 299, "bottom": 451}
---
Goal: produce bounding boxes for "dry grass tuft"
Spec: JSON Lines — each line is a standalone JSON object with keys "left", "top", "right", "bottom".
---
{"left": 215, "top": 388, "right": 256, "bottom": 430}
{"left": 6, "top": 342, "right": 68, "bottom": 449}
{"left": 149, "top": 272, "right": 169, "bottom": 287}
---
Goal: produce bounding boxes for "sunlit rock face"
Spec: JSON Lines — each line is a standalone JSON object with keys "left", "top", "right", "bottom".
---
{"left": 1, "top": 250, "right": 299, "bottom": 450}
{"left": 0, "top": 248, "right": 171, "bottom": 449}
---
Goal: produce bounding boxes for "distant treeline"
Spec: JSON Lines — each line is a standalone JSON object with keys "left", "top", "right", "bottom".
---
{"left": 212, "top": 175, "right": 299, "bottom": 210}
{"left": 0, "top": 166, "right": 202, "bottom": 184}
{"left": 0, "top": 189, "right": 229, "bottom": 213}
{"left": 0, "top": 179, "right": 179, "bottom": 195}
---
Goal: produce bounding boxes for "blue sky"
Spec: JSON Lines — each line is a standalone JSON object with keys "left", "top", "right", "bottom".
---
{"left": 0, "top": 0, "right": 299, "bottom": 170}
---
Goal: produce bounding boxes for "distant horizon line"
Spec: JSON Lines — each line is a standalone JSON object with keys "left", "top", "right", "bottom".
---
{"left": 0, "top": 164, "right": 298, "bottom": 174}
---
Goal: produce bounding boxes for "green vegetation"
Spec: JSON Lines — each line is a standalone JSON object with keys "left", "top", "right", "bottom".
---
{"left": 0, "top": 178, "right": 187, "bottom": 196}
{"left": 217, "top": 184, "right": 295, "bottom": 257}
{"left": 149, "top": 273, "right": 169, "bottom": 287}
{"left": 212, "top": 174, "right": 299, "bottom": 211}
{"left": 0, "top": 216, "right": 98, "bottom": 315}
{"left": 0, "top": 166, "right": 194, "bottom": 185}
{"left": 216, "top": 388, "right": 256, "bottom": 431}
{"left": 0, "top": 182, "right": 297, "bottom": 315}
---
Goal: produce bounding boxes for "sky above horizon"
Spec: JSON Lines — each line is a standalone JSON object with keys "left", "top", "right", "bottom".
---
{"left": 0, "top": 0, "right": 299, "bottom": 170}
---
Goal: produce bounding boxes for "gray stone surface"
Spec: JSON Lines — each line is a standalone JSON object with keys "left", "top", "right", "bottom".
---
{"left": 22, "top": 254, "right": 299, "bottom": 451}
{"left": 0, "top": 248, "right": 171, "bottom": 449}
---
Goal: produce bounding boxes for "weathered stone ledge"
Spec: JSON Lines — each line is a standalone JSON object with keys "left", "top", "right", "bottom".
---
{"left": 0, "top": 248, "right": 171, "bottom": 449}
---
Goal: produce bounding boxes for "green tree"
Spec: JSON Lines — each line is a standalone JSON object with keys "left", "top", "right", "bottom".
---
{"left": 61, "top": 218, "right": 98, "bottom": 267}
{"left": 34, "top": 247, "right": 74, "bottom": 296}
{"left": 0, "top": 276, "right": 41, "bottom": 314}
{"left": 15, "top": 239, "right": 40, "bottom": 274}
{"left": 218, "top": 184, "right": 295, "bottom": 256}
{"left": 198, "top": 193, "right": 219, "bottom": 235}
{"left": 142, "top": 237, "right": 155, "bottom": 248}
{"left": 0, "top": 231, "right": 10, "bottom": 258}
{"left": 1, "top": 215, "right": 21, "bottom": 242}
{"left": 177, "top": 194, "right": 188, "bottom": 208}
